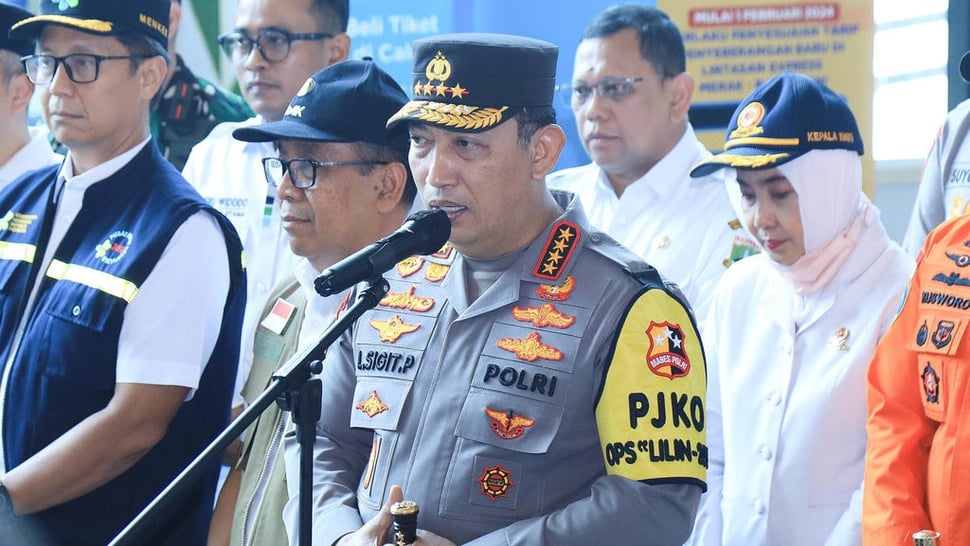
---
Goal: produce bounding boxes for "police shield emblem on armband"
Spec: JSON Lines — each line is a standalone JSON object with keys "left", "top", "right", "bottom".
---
{"left": 645, "top": 322, "right": 690, "bottom": 379}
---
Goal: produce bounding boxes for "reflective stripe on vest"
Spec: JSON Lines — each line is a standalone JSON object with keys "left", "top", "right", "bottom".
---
{"left": 46, "top": 259, "right": 139, "bottom": 303}
{"left": 0, "top": 242, "right": 36, "bottom": 263}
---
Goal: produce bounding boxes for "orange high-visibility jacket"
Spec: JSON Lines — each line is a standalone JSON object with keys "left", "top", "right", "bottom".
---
{"left": 864, "top": 214, "right": 970, "bottom": 546}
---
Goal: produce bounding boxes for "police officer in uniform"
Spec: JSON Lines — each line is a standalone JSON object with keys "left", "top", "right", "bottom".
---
{"left": 0, "top": 2, "right": 245, "bottom": 544}
{"left": 285, "top": 33, "right": 707, "bottom": 546}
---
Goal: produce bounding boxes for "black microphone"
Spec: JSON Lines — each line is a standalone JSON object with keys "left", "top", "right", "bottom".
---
{"left": 315, "top": 209, "right": 451, "bottom": 297}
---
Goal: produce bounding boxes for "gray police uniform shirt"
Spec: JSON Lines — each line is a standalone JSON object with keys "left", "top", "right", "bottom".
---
{"left": 282, "top": 191, "right": 707, "bottom": 545}
{"left": 902, "top": 98, "right": 970, "bottom": 256}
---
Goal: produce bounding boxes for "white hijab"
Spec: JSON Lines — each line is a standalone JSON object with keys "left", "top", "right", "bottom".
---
{"left": 725, "top": 149, "right": 876, "bottom": 294}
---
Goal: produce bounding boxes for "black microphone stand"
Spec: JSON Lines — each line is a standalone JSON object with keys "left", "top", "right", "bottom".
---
{"left": 109, "top": 277, "right": 390, "bottom": 546}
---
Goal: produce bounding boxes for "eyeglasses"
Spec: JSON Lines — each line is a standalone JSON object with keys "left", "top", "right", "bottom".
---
{"left": 557, "top": 75, "right": 666, "bottom": 107}
{"left": 263, "top": 157, "right": 389, "bottom": 189}
{"left": 21, "top": 54, "right": 152, "bottom": 85}
{"left": 218, "top": 28, "right": 334, "bottom": 64}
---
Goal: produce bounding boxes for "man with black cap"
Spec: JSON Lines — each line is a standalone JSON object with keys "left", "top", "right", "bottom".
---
{"left": 0, "top": 2, "right": 60, "bottom": 187}
{"left": 0, "top": 1, "right": 245, "bottom": 545}
{"left": 182, "top": 0, "right": 351, "bottom": 440}
{"left": 207, "top": 58, "right": 415, "bottom": 546}
{"left": 864, "top": 51, "right": 970, "bottom": 546}
{"left": 288, "top": 32, "right": 706, "bottom": 545}
{"left": 902, "top": 49, "right": 970, "bottom": 256}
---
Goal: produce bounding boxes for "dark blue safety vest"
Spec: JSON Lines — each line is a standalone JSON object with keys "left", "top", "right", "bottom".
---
{"left": 0, "top": 141, "right": 246, "bottom": 545}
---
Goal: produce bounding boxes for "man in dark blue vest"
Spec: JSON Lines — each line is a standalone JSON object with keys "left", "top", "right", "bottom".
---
{"left": 0, "top": 1, "right": 246, "bottom": 544}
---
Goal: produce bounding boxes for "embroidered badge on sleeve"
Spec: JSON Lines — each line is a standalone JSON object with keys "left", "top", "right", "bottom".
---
{"left": 595, "top": 288, "right": 707, "bottom": 487}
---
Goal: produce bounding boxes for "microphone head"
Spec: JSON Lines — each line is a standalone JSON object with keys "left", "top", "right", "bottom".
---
{"left": 405, "top": 208, "right": 451, "bottom": 255}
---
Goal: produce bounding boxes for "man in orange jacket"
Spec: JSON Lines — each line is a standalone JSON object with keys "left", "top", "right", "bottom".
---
{"left": 864, "top": 128, "right": 970, "bottom": 545}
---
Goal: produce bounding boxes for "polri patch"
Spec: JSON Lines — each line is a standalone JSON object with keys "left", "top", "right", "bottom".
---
{"left": 645, "top": 321, "right": 691, "bottom": 379}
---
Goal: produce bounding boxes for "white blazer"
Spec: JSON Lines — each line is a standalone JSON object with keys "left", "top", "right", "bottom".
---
{"left": 689, "top": 217, "right": 913, "bottom": 546}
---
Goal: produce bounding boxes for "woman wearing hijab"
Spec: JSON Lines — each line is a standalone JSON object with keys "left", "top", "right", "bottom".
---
{"left": 686, "top": 71, "right": 914, "bottom": 546}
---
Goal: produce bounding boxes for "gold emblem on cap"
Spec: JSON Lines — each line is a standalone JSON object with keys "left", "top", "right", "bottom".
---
{"left": 414, "top": 51, "right": 469, "bottom": 99}
{"left": 730, "top": 102, "right": 766, "bottom": 139}
{"left": 653, "top": 235, "right": 670, "bottom": 249}
{"left": 425, "top": 51, "right": 451, "bottom": 84}
{"left": 297, "top": 77, "right": 315, "bottom": 97}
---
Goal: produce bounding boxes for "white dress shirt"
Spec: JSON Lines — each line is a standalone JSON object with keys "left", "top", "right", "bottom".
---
{"left": 548, "top": 124, "right": 750, "bottom": 325}
{"left": 0, "top": 126, "right": 62, "bottom": 188}
{"left": 183, "top": 118, "right": 301, "bottom": 406}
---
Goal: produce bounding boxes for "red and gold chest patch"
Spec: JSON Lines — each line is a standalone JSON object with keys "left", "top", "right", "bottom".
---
{"left": 511, "top": 303, "right": 575, "bottom": 329}
{"left": 535, "top": 274, "right": 576, "bottom": 302}
{"left": 368, "top": 315, "right": 420, "bottom": 343}
{"left": 532, "top": 222, "right": 579, "bottom": 281}
{"left": 396, "top": 256, "right": 424, "bottom": 277}
{"left": 432, "top": 242, "right": 453, "bottom": 259}
{"left": 645, "top": 321, "right": 691, "bottom": 379}
{"left": 380, "top": 286, "right": 435, "bottom": 312}
{"left": 478, "top": 465, "right": 514, "bottom": 501}
{"left": 424, "top": 262, "right": 450, "bottom": 282}
{"left": 485, "top": 408, "right": 535, "bottom": 440}
{"left": 356, "top": 390, "right": 389, "bottom": 418}
{"left": 497, "top": 331, "right": 563, "bottom": 362}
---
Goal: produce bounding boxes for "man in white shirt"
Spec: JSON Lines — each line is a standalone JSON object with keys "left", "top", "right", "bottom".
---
{"left": 0, "top": 2, "right": 60, "bottom": 188}
{"left": 0, "top": 1, "right": 245, "bottom": 544}
{"left": 548, "top": 5, "right": 755, "bottom": 323}
{"left": 182, "top": 0, "right": 351, "bottom": 418}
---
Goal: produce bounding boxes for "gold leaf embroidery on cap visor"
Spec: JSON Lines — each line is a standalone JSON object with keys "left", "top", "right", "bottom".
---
{"left": 13, "top": 15, "right": 113, "bottom": 33}
{"left": 390, "top": 101, "right": 508, "bottom": 130}
{"left": 710, "top": 152, "right": 791, "bottom": 169}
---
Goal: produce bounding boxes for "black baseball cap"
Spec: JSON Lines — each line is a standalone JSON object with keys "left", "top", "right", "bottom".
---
{"left": 690, "top": 71, "right": 864, "bottom": 177}
{"left": 0, "top": 2, "right": 34, "bottom": 57}
{"left": 232, "top": 59, "right": 409, "bottom": 157}
{"left": 10, "top": 0, "right": 170, "bottom": 49}
{"left": 386, "top": 33, "right": 558, "bottom": 132}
